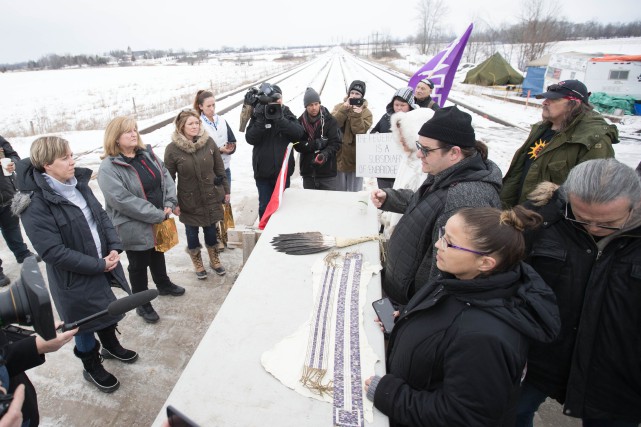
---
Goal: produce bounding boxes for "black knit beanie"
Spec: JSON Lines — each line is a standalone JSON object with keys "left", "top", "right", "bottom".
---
{"left": 303, "top": 87, "right": 321, "bottom": 107}
{"left": 418, "top": 106, "right": 475, "bottom": 147}
{"left": 348, "top": 80, "right": 366, "bottom": 96}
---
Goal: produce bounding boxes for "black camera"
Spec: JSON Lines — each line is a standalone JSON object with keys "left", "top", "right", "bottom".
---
{"left": 264, "top": 103, "right": 282, "bottom": 120}
{"left": 244, "top": 82, "right": 282, "bottom": 108}
{"left": 349, "top": 98, "right": 364, "bottom": 106}
{"left": 0, "top": 257, "right": 56, "bottom": 340}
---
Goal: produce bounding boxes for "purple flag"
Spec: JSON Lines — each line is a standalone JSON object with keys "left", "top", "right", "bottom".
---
{"left": 409, "top": 23, "right": 474, "bottom": 107}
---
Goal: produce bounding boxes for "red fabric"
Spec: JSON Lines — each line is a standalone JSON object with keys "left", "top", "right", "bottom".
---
{"left": 258, "top": 143, "right": 293, "bottom": 230}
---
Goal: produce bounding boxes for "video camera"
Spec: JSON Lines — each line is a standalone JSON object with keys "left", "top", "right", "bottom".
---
{"left": 244, "top": 82, "right": 283, "bottom": 120}
{"left": 0, "top": 257, "right": 56, "bottom": 341}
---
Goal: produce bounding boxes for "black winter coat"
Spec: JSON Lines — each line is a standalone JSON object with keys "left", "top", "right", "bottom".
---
{"left": 245, "top": 104, "right": 304, "bottom": 180}
{"left": 523, "top": 191, "right": 641, "bottom": 422}
{"left": 414, "top": 96, "right": 440, "bottom": 111}
{"left": 374, "top": 263, "right": 560, "bottom": 427}
{"left": 381, "top": 153, "right": 502, "bottom": 304}
{"left": 0, "top": 332, "right": 45, "bottom": 426}
{"left": 371, "top": 110, "right": 393, "bottom": 134}
{"left": 294, "top": 107, "right": 342, "bottom": 178}
{"left": 0, "top": 136, "right": 19, "bottom": 207}
{"left": 12, "top": 162, "right": 131, "bottom": 333}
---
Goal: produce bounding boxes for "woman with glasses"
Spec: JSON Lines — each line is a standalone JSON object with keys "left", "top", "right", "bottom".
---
{"left": 98, "top": 116, "right": 183, "bottom": 324}
{"left": 164, "top": 109, "right": 229, "bottom": 279}
{"left": 365, "top": 206, "right": 560, "bottom": 427}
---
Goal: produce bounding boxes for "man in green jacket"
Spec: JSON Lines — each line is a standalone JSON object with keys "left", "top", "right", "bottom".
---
{"left": 500, "top": 80, "right": 618, "bottom": 207}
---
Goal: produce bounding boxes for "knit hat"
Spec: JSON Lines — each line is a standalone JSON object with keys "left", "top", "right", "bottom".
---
{"left": 348, "top": 80, "right": 366, "bottom": 96}
{"left": 303, "top": 87, "right": 321, "bottom": 107}
{"left": 419, "top": 78, "right": 434, "bottom": 89}
{"left": 418, "top": 106, "right": 475, "bottom": 147}
{"left": 390, "top": 87, "right": 419, "bottom": 110}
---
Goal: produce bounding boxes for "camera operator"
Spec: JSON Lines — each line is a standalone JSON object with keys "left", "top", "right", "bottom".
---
{"left": 0, "top": 321, "right": 77, "bottom": 426}
{"left": 294, "top": 88, "right": 342, "bottom": 191}
{"left": 245, "top": 83, "right": 304, "bottom": 220}
{"left": 330, "top": 80, "right": 373, "bottom": 192}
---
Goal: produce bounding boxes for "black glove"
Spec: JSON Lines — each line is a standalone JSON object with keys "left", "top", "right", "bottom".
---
{"left": 314, "top": 138, "right": 328, "bottom": 151}
{"left": 252, "top": 104, "right": 266, "bottom": 122}
{"left": 214, "top": 176, "right": 224, "bottom": 186}
{"left": 313, "top": 151, "right": 327, "bottom": 167}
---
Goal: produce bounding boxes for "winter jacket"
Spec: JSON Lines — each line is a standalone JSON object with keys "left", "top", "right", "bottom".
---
{"left": 381, "top": 152, "right": 502, "bottom": 304}
{"left": 294, "top": 106, "right": 342, "bottom": 179}
{"left": 331, "top": 98, "right": 374, "bottom": 173}
{"left": 245, "top": 104, "right": 304, "bottom": 180}
{"left": 0, "top": 136, "right": 19, "bottom": 207}
{"left": 373, "top": 263, "right": 560, "bottom": 427}
{"left": 0, "top": 331, "right": 45, "bottom": 426}
{"left": 501, "top": 111, "right": 618, "bottom": 207}
{"left": 523, "top": 190, "right": 641, "bottom": 422}
{"left": 97, "top": 145, "right": 177, "bottom": 251}
{"left": 12, "top": 162, "right": 131, "bottom": 333}
{"left": 414, "top": 96, "right": 440, "bottom": 111}
{"left": 164, "top": 129, "right": 229, "bottom": 227}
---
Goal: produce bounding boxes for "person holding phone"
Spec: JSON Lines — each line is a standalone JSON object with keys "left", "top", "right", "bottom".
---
{"left": 365, "top": 206, "right": 560, "bottom": 427}
{"left": 331, "top": 80, "right": 373, "bottom": 192}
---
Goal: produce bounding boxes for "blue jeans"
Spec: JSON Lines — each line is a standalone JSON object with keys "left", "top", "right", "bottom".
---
{"left": 74, "top": 332, "right": 96, "bottom": 353}
{"left": 515, "top": 382, "right": 638, "bottom": 427}
{"left": 255, "top": 176, "right": 290, "bottom": 220}
{"left": 225, "top": 168, "right": 232, "bottom": 192}
{"left": 185, "top": 224, "right": 217, "bottom": 249}
{"left": 0, "top": 204, "right": 31, "bottom": 262}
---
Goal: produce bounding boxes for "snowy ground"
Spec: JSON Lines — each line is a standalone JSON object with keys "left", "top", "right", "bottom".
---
{"left": 0, "top": 43, "right": 640, "bottom": 426}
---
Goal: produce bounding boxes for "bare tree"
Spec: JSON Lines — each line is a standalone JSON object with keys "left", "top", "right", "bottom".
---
{"left": 515, "top": 0, "right": 562, "bottom": 70}
{"left": 415, "top": 0, "right": 449, "bottom": 55}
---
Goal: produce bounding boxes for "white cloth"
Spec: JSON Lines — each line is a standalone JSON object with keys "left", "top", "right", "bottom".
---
{"left": 202, "top": 113, "right": 232, "bottom": 170}
{"left": 261, "top": 252, "right": 381, "bottom": 424}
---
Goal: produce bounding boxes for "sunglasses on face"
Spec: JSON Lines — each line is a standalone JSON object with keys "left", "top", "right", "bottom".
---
{"left": 415, "top": 141, "right": 445, "bottom": 156}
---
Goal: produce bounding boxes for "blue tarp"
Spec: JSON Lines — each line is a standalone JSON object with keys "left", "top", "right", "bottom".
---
{"left": 521, "top": 66, "right": 545, "bottom": 97}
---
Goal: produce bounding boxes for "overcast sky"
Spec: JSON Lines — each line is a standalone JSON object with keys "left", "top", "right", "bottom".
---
{"left": 0, "top": 0, "right": 638, "bottom": 63}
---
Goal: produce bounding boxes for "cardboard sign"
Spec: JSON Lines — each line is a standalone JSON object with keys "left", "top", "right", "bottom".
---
{"left": 355, "top": 133, "right": 405, "bottom": 178}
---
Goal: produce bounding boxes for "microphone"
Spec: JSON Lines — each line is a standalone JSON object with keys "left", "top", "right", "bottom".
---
{"left": 59, "top": 289, "right": 158, "bottom": 332}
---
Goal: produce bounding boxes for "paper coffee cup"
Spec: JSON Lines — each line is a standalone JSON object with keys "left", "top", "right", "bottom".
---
{"left": 1, "top": 158, "right": 13, "bottom": 176}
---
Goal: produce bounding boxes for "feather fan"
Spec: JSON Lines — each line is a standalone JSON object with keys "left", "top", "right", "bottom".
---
{"left": 270, "top": 232, "right": 379, "bottom": 255}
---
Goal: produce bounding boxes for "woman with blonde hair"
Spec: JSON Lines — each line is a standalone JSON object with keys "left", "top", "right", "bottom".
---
{"left": 98, "top": 116, "right": 183, "bottom": 324}
{"left": 164, "top": 109, "right": 229, "bottom": 279}
{"left": 13, "top": 136, "right": 136, "bottom": 393}
{"left": 365, "top": 206, "right": 560, "bottom": 426}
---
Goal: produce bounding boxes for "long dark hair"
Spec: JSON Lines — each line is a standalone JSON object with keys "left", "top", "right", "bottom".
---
{"left": 456, "top": 205, "right": 543, "bottom": 273}
{"left": 193, "top": 90, "right": 214, "bottom": 115}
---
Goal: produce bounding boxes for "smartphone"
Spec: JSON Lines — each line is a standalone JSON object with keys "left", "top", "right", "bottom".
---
{"left": 372, "top": 297, "right": 396, "bottom": 334}
{"left": 167, "top": 405, "right": 200, "bottom": 427}
{"left": 349, "top": 98, "right": 364, "bottom": 106}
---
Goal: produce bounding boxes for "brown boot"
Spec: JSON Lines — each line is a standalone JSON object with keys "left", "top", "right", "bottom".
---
{"left": 186, "top": 246, "right": 207, "bottom": 279}
{"left": 205, "top": 244, "right": 226, "bottom": 276}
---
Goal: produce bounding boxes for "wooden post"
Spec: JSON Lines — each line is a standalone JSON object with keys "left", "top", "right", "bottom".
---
{"left": 30, "top": 121, "right": 35, "bottom": 135}
{"left": 242, "top": 231, "right": 255, "bottom": 265}
{"left": 525, "top": 90, "right": 531, "bottom": 109}
{"left": 132, "top": 97, "right": 137, "bottom": 117}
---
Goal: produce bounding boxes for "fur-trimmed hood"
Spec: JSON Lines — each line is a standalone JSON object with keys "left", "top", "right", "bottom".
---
{"left": 170, "top": 128, "right": 210, "bottom": 153}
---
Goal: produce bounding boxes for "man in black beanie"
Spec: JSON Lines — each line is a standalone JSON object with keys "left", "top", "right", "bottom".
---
{"left": 294, "top": 88, "right": 342, "bottom": 190}
{"left": 371, "top": 106, "right": 503, "bottom": 304}
{"left": 331, "top": 80, "right": 373, "bottom": 192}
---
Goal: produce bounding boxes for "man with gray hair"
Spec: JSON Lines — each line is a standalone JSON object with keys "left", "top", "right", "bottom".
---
{"left": 516, "top": 158, "right": 641, "bottom": 426}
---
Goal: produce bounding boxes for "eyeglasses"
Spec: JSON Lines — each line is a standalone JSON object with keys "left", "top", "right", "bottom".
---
{"left": 438, "top": 226, "right": 490, "bottom": 256}
{"left": 564, "top": 203, "right": 631, "bottom": 231}
{"left": 415, "top": 141, "right": 446, "bottom": 156}
{"left": 546, "top": 84, "right": 585, "bottom": 100}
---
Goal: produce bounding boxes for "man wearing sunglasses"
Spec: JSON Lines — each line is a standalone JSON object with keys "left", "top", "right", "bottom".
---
{"left": 501, "top": 79, "right": 618, "bottom": 208}
{"left": 371, "top": 106, "right": 502, "bottom": 304}
{"left": 516, "top": 159, "right": 641, "bottom": 426}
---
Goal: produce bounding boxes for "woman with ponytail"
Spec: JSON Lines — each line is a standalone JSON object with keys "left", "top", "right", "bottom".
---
{"left": 365, "top": 206, "right": 561, "bottom": 427}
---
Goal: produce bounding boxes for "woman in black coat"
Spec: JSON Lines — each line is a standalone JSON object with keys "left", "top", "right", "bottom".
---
{"left": 12, "top": 136, "right": 137, "bottom": 394}
{"left": 365, "top": 206, "right": 561, "bottom": 427}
